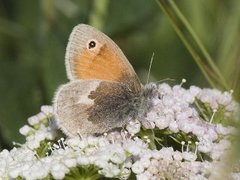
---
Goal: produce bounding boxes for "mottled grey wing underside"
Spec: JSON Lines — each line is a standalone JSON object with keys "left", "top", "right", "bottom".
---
{"left": 53, "top": 80, "right": 142, "bottom": 137}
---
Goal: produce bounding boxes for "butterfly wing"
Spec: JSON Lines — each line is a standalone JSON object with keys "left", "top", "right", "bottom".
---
{"left": 53, "top": 80, "right": 142, "bottom": 137}
{"left": 65, "top": 24, "right": 142, "bottom": 93}
{"left": 54, "top": 24, "right": 144, "bottom": 136}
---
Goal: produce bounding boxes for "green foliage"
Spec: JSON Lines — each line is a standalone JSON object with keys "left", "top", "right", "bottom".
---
{"left": 65, "top": 166, "right": 101, "bottom": 180}
{"left": 0, "top": 0, "right": 239, "bottom": 153}
{"left": 156, "top": 0, "right": 229, "bottom": 90}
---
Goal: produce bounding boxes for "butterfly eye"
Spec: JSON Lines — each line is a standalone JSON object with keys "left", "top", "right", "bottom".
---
{"left": 88, "top": 40, "right": 97, "bottom": 49}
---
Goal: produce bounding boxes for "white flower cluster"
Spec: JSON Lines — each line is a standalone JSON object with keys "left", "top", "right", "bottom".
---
{"left": 0, "top": 83, "right": 239, "bottom": 180}
{"left": 143, "top": 82, "right": 238, "bottom": 160}
{"left": 132, "top": 147, "right": 210, "bottom": 179}
{"left": 19, "top": 106, "right": 57, "bottom": 149}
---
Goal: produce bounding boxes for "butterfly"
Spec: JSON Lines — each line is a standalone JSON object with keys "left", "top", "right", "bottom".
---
{"left": 53, "top": 24, "right": 144, "bottom": 137}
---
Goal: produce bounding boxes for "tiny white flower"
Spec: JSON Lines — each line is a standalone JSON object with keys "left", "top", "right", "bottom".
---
{"left": 9, "top": 168, "right": 20, "bottom": 179}
{"left": 139, "top": 157, "right": 151, "bottom": 168}
{"left": 198, "top": 138, "right": 213, "bottom": 153}
{"left": 159, "top": 147, "right": 174, "bottom": 161}
{"left": 26, "top": 137, "right": 40, "bottom": 149}
{"left": 123, "top": 139, "right": 147, "bottom": 156}
{"left": 35, "top": 130, "right": 47, "bottom": 142}
{"left": 94, "top": 159, "right": 109, "bottom": 168}
{"left": 132, "top": 161, "right": 144, "bottom": 174}
{"left": 162, "top": 108, "right": 174, "bottom": 116}
{"left": 172, "top": 85, "right": 181, "bottom": 92}
{"left": 146, "top": 111, "right": 157, "bottom": 120}
{"left": 147, "top": 163, "right": 159, "bottom": 175}
{"left": 172, "top": 103, "right": 182, "bottom": 112}
{"left": 226, "top": 102, "right": 239, "bottom": 112}
{"left": 189, "top": 86, "right": 201, "bottom": 97}
{"left": 66, "top": 137, "right": 81, "bottom": 148}
{"left": 119, "top": 168, "right": 131, "bottom": 180}
{"left": 191, "top": 124, "right": 205, "bottom": 137}
{"left": 217, "top": 92, "right": 232, "bottom": 106}
{"left": 100, "top": 163, "right": 121, "bottom": 177}
{"left": 36, "top": 112, "right": 47, "bottom": 122}
{"left": 172, "top": 151, "right": 183, "bottom": 161}
{"left": 41, "top": 105, "right": 53, "bottom": 114}
{"left": 27, "top": 115, "right": 40, "bottom": 126}
{"left": 151, "top": 150, "right": 161, "bottom": 160}
{"left": 19, "top": 125, "right": 32, "bottom": 136}
{"left": 182, "top": 152, "right": 197, "bottom": 161}
{"left": 64, "top": 158, "right": 77, "bottom": 168}
{"left": 77, "top": 155, "right": 90, "bottom": 165}
{"left": 151, "top": 98, "right": 161, "bottom": 106}
{"left": 205, "top": 128, "right": 218, "bottom": 141}
{"left": 124, "top": 158, "right": 132, "bottom": 168}
{"left": 24, "top": 161, "right": 48, "bottom": 179}
{"left": 169, "top": 121, "right": 179, "bottom": 133}
{"left": 158, "top": 83, "right": 172, "bottom": 95}
{"left": 178, "top": 120, "right": 192, "bottom": 133}
{"left": 51, "top": 164, "right": 69, "bottom": 179}
{"left": 162, "top": 95, "right": 175, "bottom": 107}
{"left": 150, "top": 159, "right": 159, "bottom": 168}
{"left": 154, "top": 116, "right": 170, "bottom": 129}
{"left": 182, "top": 93, "right": 195, "bottom": 104}
{"left": 215, "top": 124, "right": 237, "bottom": 135}
{"left": 126, "top": 120, "right": 141, "bottom": 135}
{"left": 99, "top": 144, "right": 126, "bottom": 164}
{"left": 78, "top": 139, "right": 88, "bottom": 149}
{"left": 136, "top": 172, "right": 151, "bottom": 180}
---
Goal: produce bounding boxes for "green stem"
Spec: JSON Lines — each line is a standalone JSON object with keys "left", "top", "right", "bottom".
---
{"left": 89, "top": 0, "right": 109, "bottom": 30}
{"left": 155, "top": 0, "right": 230, "bottom": 90}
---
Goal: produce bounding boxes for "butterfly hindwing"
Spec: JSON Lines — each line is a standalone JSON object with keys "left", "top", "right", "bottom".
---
{"left": 53, "top": 80, "right": 142, "bottom": 137}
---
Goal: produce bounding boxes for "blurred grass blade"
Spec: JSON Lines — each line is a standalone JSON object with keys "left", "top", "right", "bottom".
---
{"left": 155, "top": 0, "right": 229, "bottom": 90}
{"left": 89, "top": 0, "right": 109, "bottom": 30}
{"left": 0, "top": 18, "right": 25, "bottom": 37}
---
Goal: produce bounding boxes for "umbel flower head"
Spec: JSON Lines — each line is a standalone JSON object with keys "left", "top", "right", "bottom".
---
{"left": 0, "top": 81, "right": 239, "bottom": 180}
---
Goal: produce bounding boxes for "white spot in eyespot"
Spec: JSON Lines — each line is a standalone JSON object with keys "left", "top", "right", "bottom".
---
{"left": 88, "top": 40, "right": 96, "bottom": 49}
{"left": 86, "top": 39, "right": 99, "bottom": 50}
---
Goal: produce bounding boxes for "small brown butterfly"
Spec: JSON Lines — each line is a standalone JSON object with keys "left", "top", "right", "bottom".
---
{"left": 53, "top": 24, "right": 144, "bottom": 137}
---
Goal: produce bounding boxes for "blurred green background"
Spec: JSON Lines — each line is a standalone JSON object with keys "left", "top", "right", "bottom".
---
{"left": 0, "top": 0, "right": 239, "bottom": 149}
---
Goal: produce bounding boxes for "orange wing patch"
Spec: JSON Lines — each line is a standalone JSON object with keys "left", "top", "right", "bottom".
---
{"left": 73, "top": 44, "right": 126, "bottom": 82}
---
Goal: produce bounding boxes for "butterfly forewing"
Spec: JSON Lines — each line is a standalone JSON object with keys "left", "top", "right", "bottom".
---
{"left": 65, "top": 24, "right": 142, "bottom": 93}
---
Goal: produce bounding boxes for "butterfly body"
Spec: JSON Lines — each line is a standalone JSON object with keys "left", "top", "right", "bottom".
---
{"left": 53, "top": 24, "right": 143, "bottom": 137}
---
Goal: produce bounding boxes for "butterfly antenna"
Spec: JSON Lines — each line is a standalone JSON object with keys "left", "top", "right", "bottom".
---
{"left": 146, "top": 52, "right": 155, "bottom": 84}
{"left": 155, "top": 78, "right": 176, "bottom": 84}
